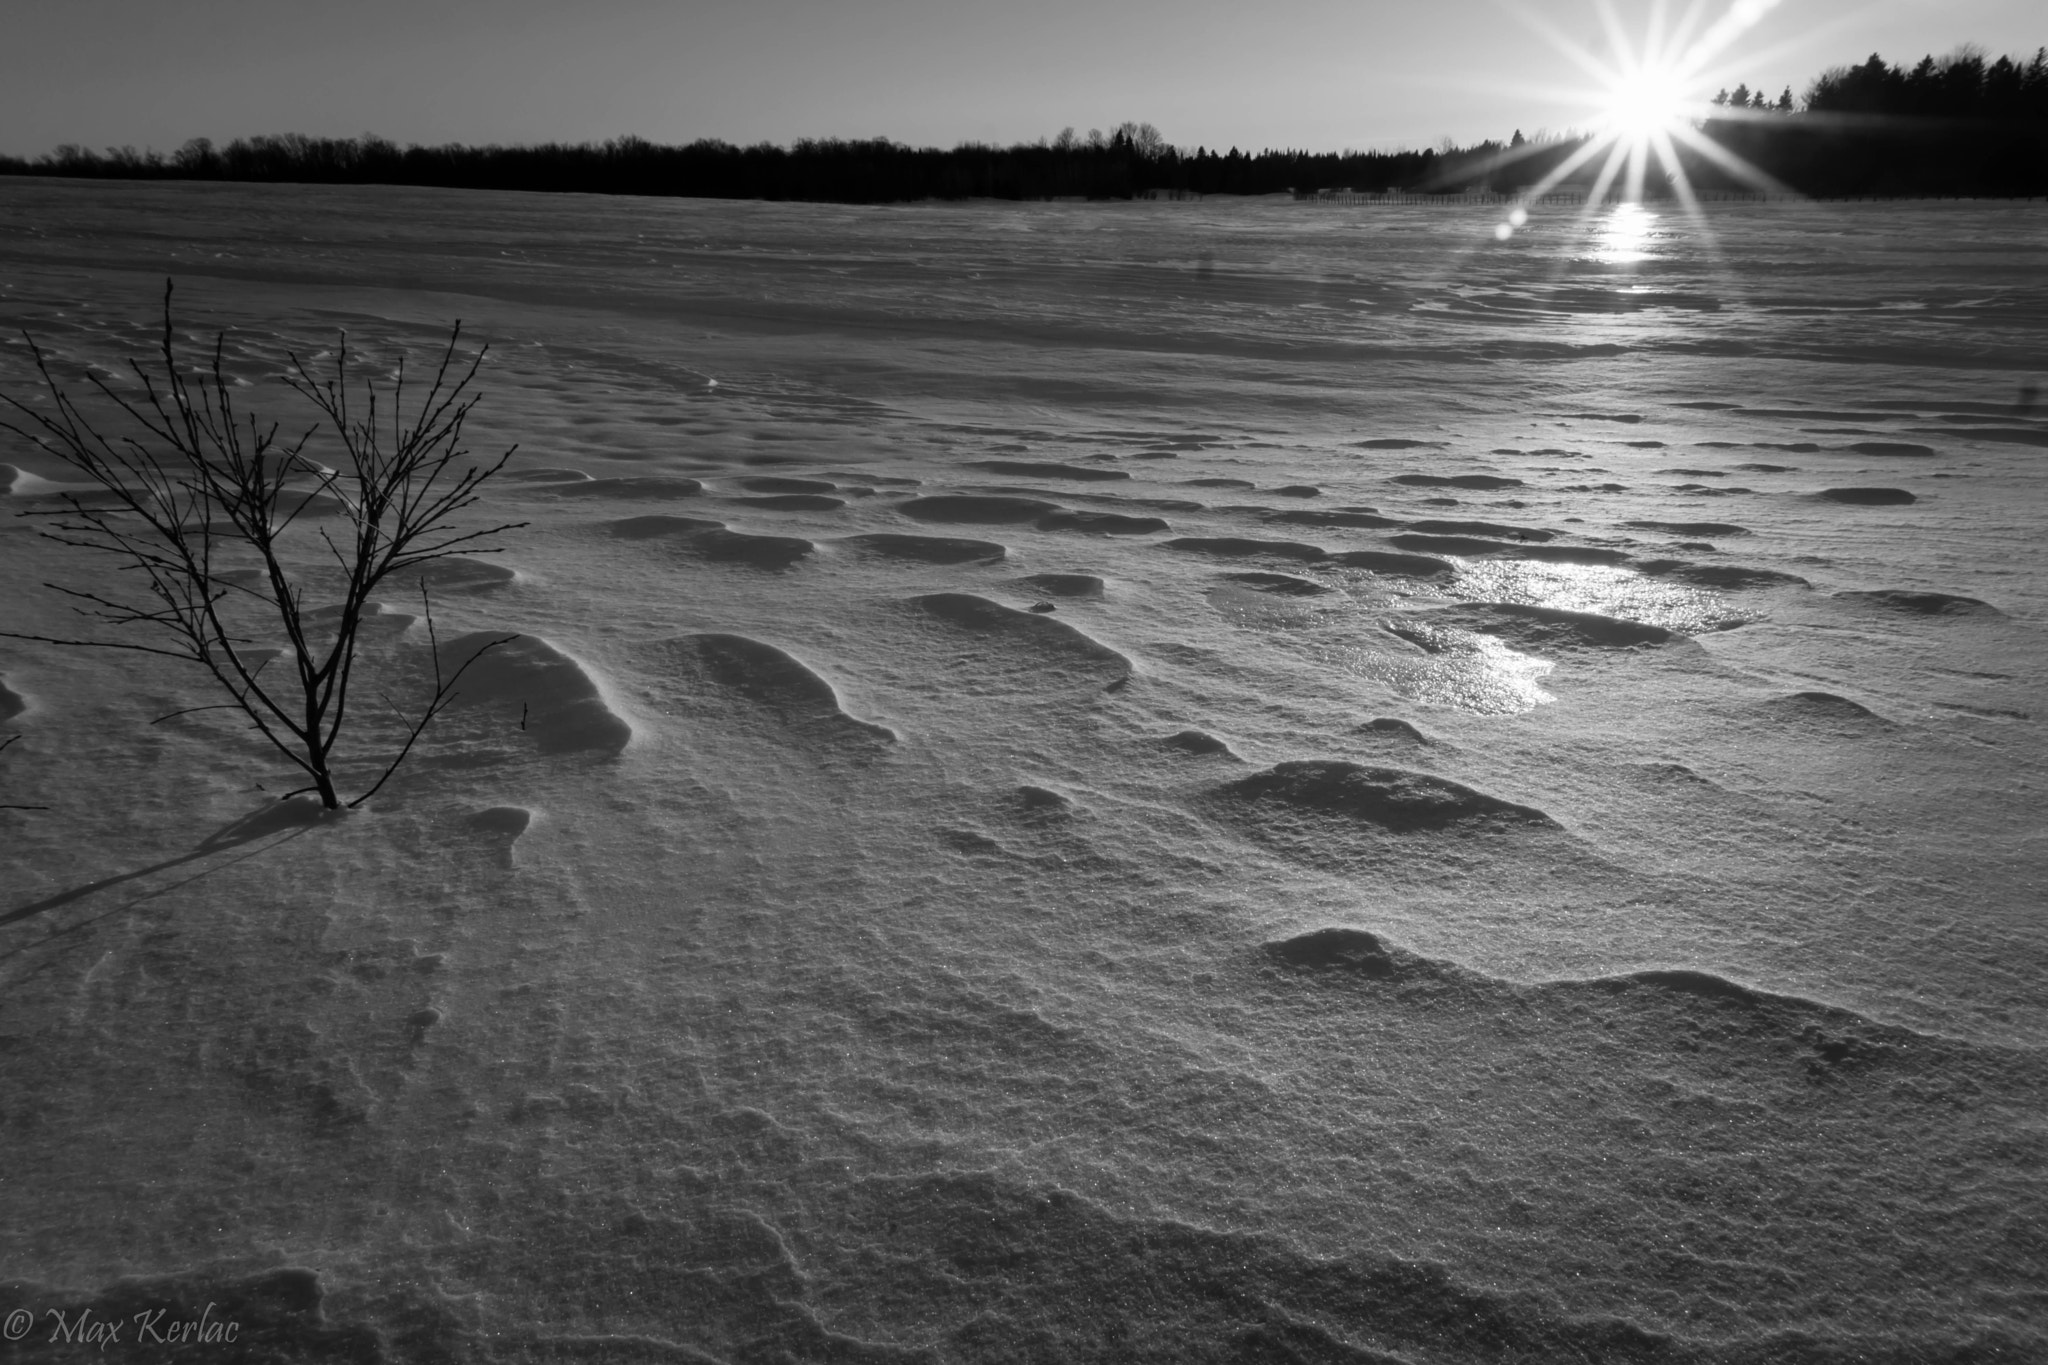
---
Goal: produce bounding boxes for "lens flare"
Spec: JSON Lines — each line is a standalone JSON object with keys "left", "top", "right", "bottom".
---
{"left": 1476, "top": 0, "right": 1799, "bottom": 248}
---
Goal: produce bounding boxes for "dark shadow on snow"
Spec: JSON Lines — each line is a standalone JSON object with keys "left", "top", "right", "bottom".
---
{"left": 0, "top": 798, "right": 333, "bottom": 928}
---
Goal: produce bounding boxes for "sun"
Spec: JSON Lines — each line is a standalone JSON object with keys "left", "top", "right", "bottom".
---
{"left": 1477, "top": 0, "right": 1797, "bottom": 230}
{"left": 1601, "top": 64, "right": 1692, "bottom": 143}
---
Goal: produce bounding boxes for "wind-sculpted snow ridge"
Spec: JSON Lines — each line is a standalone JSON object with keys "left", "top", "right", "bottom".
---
{"left": 1264, "top": 926, "right": 1422, "bottom": 977}
{"left": 640, "top": 633, "right": 895, "bottom": 747}
{"left": 1633, "top": 559, "right": 1810, "bottom": 589}
{"left": 607, "top": 514, "right": 815, "bottom": 568}
{"left": 467, "top": 804, "right": 533, "bottom": 839}
{"left": 1330, "top": 549, "right": 1458, "bottom": 577}
{"left": 1406, "top": 518, "right": 1557, "bottom": 541}
{"left": 1390, "top": 603, "right": 1685, "bottom": 651}
{"left": 732, "top": 492, "right": 846, "bottom": 511}
{"left": 99, "top": 1167, "right": 2019, "bottom": 1365}
{"left": 812, "top": 1170, "right": 2036, "bottom": 1365}
{"left": 1262, "top": 925, "right": 2039, "bottom": 1084}
{"left": 3, "top": 471, "right": 132, "bottom": 508}
{"left": 839, "top": 532, "right": 1007, "bottom": 564}
{"left": 1626, "top": 520, "right": 1751, "bottom": 538}
{"left": 1910, "top": 424, "right": 2048, "bottom": 447}
{"left": 500, "top": 466, "right": 593, "bottom": 484}
{"left": 1735, "top": 407, "right": 1897, "bottom": 422}
{"left": 970, "top": 459, "right": 1131, "bottom": 481}
{"left": 1356, "top": 716, "right": 1437, "bottom": 748}
{"left": 1762, "top": 690, "right": 1894, "bottom": 729}
{"left": 1260, "top": 507, "right": 1406, "bottom": 529}
{"left": 822, "top": 471, "right": 921, "bottom": 487}
{"left": 1163, "top": 729, "right": 1239, "bottom": 758}
{"left": 899, "top": 495, "right": 1167, "bottom": 536}
{"left": 1215, "top": 760, "right": 1558, "bottom": 833}
{"left": 608, "top": 514, "right": 725, "bottom": 540}
{"left": 398, "top": 555, "right": 518, "bottom": 593}
{"left": 1025, "top": 488, "right": 1205, "bottom": 514}
{"left": 1390, "top": 473, "right": 1524, "bottom": 489}
{"left": 534, "top": 475, "right": 706, "bottom": 499}
{"left": 434, "top": 632, "right": 633, "bottom": 756}
{"left": 1816, "top": 487, "right": 1916, "bottom": 505}
{"left": 1835, "top": 589, "right": 2001, "bottom": 617}
{"left": 906, "top": 592, "right": 1131, "bottom": 693}
{"left": 899, "top": 494, "right": 1060, "bottom": 523}
{"left": 1220, "top": 571, "right": 1331, "bottom": 596}
{"left": 1163, "top": 536, "right": 1328, "bottom": 563}
{"left": 1389, "top": 534, "right": 1633, "bottom": 566}
{"left": 466, "top": 804, "right": 535, "bottom": 867}
{"left": 1034, "top": 508, "right": 1168, "bottom": 534}
{"left": 1020, "top": 572, "right": 1105, "bottom": 599}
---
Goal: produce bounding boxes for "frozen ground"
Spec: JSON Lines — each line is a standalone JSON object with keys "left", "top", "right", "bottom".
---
{"left": 1, "top": 179, "right": 2045, "bottom": 1361}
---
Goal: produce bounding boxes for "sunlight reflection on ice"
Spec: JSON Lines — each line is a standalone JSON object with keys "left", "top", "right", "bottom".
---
{"left": 1325, "top": 626, "right": 1556, "bottom": 716}
{"left": 1448, "top": 560, "right": 1746, "bottom": 633}
{"left": 1590, "top": 204, "right": 1659, "bottom": 265}
{"left": 1205, "top": 583, "right": 1333, "bottom": 630}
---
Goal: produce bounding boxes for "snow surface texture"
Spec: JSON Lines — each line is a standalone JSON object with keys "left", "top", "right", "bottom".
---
{"left": 1, "top": 181, "right": 2045, "bottom": 1361}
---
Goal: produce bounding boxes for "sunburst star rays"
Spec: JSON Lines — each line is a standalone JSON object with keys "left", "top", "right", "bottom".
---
{"left": 1457, "top": 0, "right": 1809, "bottom": 254}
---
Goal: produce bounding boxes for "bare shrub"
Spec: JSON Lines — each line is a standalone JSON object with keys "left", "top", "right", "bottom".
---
{"left": 1, "top": 283, "right": 525, "bottom": 809}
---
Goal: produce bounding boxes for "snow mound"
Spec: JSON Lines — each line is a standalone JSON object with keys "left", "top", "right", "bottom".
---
{"left": 1215, "top": 760, "right": 1558, "bottom": 832}
{"left": 1162, "top": 729, "right": 1238, "bottom": 759}
{"left": 731, "top": 493, "right": 845, "bottom": 511}
{"left": 970, "top": 460, "right": 1130, "bottom": 482}
{"left": 908, "top": 592, "right": 1131, "bottom": 690}
{"left": 1020, "top": 572, "right": 1104, "bottom": 598}
{"left": 607, "top": 515, "right": 814, "bottom": 569}
{"left": 1393, "top": 603, "right": 1680, "bottom": 650}
{"left": 644, "top": 633, "right": 894, "bottom": 746}
{"left": 400, "top": 556, "right": 517, "bottom": 593}
{"left": 547, "top": 476, "right": 705, "bottom": 499}
{"left": 1162, "top": 536, "right": 1326, "bottom": 562}
{"left": 1836, "top": 589, "right": 2000, "bottom": 617}
{"left": 1817, "top": 487, "right": 1915, "bottom": 505}
{"left": 840, "top": 533, "right": 1006, "bottom": 564}
{"left": 900, "top": 495, "right": 1061, "bottom": 524}
{"left": 438, "top": 632, "right": 632, "bottom": 755}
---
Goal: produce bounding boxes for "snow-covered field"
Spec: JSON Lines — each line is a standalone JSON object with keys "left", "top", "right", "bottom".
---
{"left": 2, "top": 177, "right": 2044, "bottom": 1361}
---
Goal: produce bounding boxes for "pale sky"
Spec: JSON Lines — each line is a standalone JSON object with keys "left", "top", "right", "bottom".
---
{"left": 2, "top": 0, "right": 2039, "bottom": 159}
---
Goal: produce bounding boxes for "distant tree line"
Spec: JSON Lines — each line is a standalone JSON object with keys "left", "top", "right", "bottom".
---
{"left": 1, "top": 49, "right": 2042, "bottom": 203}
{"left": 1807, "top": 48, "right": 2048, "bottom": 119}
{"left": 0, "top": 122, "right": 1441, "bottom": 202}
{"left": 1690, "top": 47, "right": 2048, "bottom": 196}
